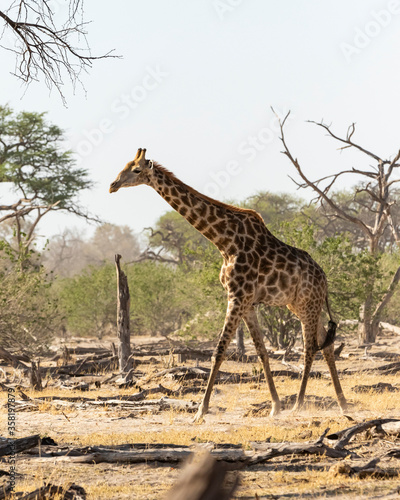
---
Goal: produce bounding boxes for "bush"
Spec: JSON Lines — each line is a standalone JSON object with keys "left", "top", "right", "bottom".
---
{"left": 57, "top": 263, "right": 117, "bottom": 338}
{"left": 0, "top": 241, "right": 60, "bottom": 352}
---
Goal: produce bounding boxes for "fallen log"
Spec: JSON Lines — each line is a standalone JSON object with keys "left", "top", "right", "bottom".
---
{"left": 74, "top": 352, "right": 115, "bottom": 363}
{"left": 383, "top": 448, "right": 400, "bottom": 459}
{"left": 62, "top": 346, "right": 110, "bottom": 356}
{"left": 8, "top": 396, "right": 199, "bottom": 414}
{"left": 249, "top": 441, "right": 349, "bottom": 463}
{"left": 17, "top": 422, "right": 400, "bottom": 471}
{"left": 42, "top": 356, "right": 119, "bottom": 376}
{"left": 147, "top": 366, "right": 323, "bottom": 385}
{"left": 23, "top": 441, "right": 245, "bottom": 458}
{"left": 130, "top": 344, "right": 298, "bottom": 363}
{"left": 245, "top": 394, "right": 341, "bottom": 416}
{"left": 58, "top": 382, "right": 90, "bottom": 392}
{"left": 35, "top": 449, "right": 188, "bottom": 464}
{"left": 376, "top": 361, "right": 400, "bottom": 374}
{"left": 30, "top": 432, "right": 354, "bottom": 466}
{"left": 0, "top": 347, "right": 30, "bottom": 373}
{"left": 326, "top": 419, "right": 400, "bottom": 449}
{"left": 18, "top": 482, "right": 86, "bottom": 500}
{"left": 330, "top": 458, "right": 399, "bottom": 479}
{"left": 32, "top": 446, "right": 248, "bottom": 465}
{"left": 249, "top": 429, "right": 350, "bottom": 463}
{"left": 380, "top": 322, "right": 400, "bottom": 335}
{"left": 380, "top": 421, "right": 400, "bottom": 437}
{"left": 352, "top": 382, "right": 399, "bottom": 394}
{"left": 30, "top": 384, "right": 173, "bottom": 403}
{"left": 0, "top": 434, "right": 40, "bottom": 457}
{"left": 343, "top": 361, "right": 400, "bottom": 376}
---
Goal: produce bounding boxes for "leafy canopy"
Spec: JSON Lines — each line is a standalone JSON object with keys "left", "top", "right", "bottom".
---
{"left": 0, "top": 105, "right": 92, "bottom": 216}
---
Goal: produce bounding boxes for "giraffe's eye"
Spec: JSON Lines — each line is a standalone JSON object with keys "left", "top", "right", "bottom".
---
{"left": 134, "top": 167, "right": 142, "bottom": 173}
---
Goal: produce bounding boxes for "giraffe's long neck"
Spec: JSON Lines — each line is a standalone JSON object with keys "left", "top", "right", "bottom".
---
{"left": 149, "top": 166, "right": 235, "bottom": 255}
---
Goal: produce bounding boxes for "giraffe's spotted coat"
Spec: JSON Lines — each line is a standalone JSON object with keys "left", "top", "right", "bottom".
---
{"left": 110, "top": 149, "right": 347, "bottom": 419}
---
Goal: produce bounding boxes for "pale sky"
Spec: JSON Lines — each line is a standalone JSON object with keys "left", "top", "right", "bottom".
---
{"left": 2, "top": 0, "right": 400, "bottom": 243}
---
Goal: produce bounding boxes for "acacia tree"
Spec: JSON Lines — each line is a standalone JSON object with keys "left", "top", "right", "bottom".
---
{"left": 0, "top": 0, "right": 116, "bottom": 102}
{"left": 0, "top": 105, "right": 96, "bottom": 263}
{"left": 133, "top": 211, "right": 209, "bottom": 266}
{"left": 278, "top": 112, "right": 400, "bottom": 344}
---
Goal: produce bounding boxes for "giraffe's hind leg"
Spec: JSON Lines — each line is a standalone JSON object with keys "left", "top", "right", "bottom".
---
{"left": 243, "top": 308, "right": 281, "bottom": 416}
{"left": 322, "top": 342, "right": 347, "bottom": 412}
{"left": 291, "top": 319, "right": 319, "bottom": 412}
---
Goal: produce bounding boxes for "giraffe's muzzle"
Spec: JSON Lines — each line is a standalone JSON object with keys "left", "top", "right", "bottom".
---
{"left": 109, "top": 181, "right": 119, "bottom": 193}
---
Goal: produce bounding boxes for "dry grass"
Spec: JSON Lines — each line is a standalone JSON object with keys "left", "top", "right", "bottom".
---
{"left": 1, "top": 336, "right": 400, "bottom": 498}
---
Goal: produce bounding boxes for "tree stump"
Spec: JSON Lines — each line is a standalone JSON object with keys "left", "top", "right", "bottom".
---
{"left": 30, "top": 361, "right": 42, "bottom": 391}
{"left": 115, "top": 254, "right": 132, "bottom": 375}
{"left": 235, "top": 323, "right": 245, "bottom": 359}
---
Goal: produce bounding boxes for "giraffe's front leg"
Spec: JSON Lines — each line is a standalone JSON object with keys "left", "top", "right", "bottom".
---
{"left": 193, "top": 300, "right": 243, "bottom": 423}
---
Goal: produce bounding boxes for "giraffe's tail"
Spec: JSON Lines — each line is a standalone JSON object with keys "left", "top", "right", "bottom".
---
{"left": 318, "top": 296, "right": 337, "bottom": 351}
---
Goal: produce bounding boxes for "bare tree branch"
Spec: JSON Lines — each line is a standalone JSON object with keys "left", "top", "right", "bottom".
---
{"left": 128, "top": 248, "right": 180, "bottom": 266}
{"left": 0, "top": 1, "right": 120, "bottom": 103}
{"left": 274, "top": 110, "right": 374, "bottom": 240}
{"left": 276, "top": 109, "right": 400, "bottom": 343}
{"left": 307, "top": 120, "right": 384, "bottom": 164}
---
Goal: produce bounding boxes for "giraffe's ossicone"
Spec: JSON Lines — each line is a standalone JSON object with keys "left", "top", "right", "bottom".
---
{"left": 110, "top": 149, "right": 347, "bottom": 420}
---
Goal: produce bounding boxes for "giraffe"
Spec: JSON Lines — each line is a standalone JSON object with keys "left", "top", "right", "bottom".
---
{"left": 110, "top": 148, "right": 347, "bottom": 421}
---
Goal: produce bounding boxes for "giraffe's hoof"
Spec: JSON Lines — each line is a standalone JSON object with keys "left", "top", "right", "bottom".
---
{"left": 269, "top": 402, "right": 281, "bottom": 417}
{"left": 193, "top": 412, "right": 205, "bottom": 424}
{"left": 193, "top": 405, "right": 207, "bottom": 423}
{"left": 290, "top": 402, "right": 303, "bottom": 414}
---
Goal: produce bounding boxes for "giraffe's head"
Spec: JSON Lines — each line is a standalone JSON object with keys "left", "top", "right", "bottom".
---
{"left": 109, "top": 148, "right": 153, "bottom": 193}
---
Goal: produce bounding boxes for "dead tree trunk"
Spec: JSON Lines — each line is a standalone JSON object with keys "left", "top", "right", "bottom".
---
{"left": 235, "top": 323, "right": 245, "bottom": 358}
{"left": 30, "top": 361, "right": 42, "bottom": 391}
{"left": 115, "top": 254, "right": 132, "bottom": 375}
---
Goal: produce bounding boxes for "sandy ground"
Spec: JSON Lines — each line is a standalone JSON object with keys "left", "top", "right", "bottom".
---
{"left": 1, "top": 333, "right": 400, "bottom": 499}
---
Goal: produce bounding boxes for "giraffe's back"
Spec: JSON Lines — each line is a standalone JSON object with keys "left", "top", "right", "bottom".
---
{"left": 222, "top": 213, "right": 328, "bottom": 310}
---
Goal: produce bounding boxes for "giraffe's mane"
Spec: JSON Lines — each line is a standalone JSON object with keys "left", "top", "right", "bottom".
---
{"left": 153, "top": 163, "right": 265, "bottom": 224}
